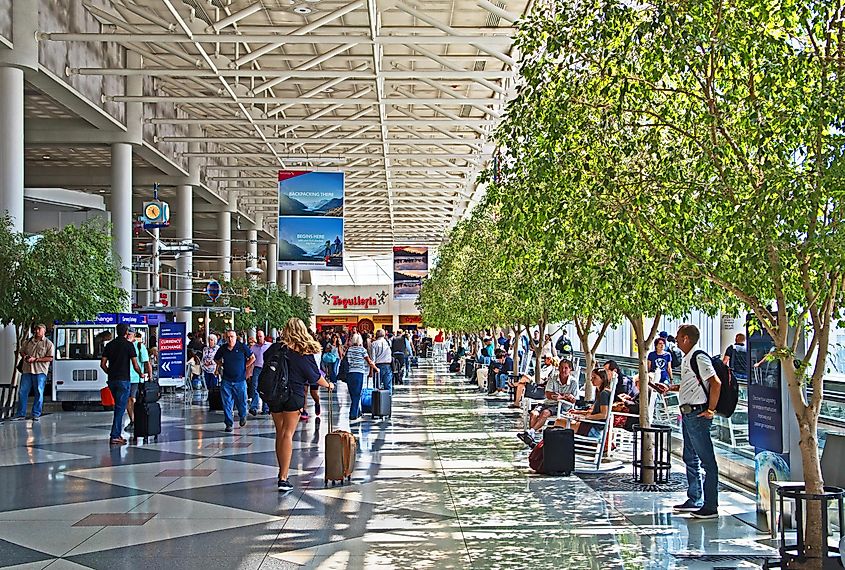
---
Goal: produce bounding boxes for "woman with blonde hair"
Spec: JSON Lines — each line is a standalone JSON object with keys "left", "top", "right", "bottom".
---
{"left": 269, "top": 318, "right": 333, "bottom": 492}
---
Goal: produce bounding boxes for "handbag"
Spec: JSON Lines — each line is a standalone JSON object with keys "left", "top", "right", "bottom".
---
{"left": 16, "top": 356, "right": 24, "bottom": 374}
{"left": 322, "top": 352, "right": 338, "bottom": 365}
{"left": 337, "top": 355, "right": 350, "bottom": 382}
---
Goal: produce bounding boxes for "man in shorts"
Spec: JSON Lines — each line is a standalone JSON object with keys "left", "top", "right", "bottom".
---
{"left": 518, "top": 359, "right": 578, "bottom": 447}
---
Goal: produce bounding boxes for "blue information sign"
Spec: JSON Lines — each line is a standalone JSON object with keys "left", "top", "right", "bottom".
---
{"left": 747, "top": 326, "right": 784, "bottom": 452}
{"left": 158, "top": 322, "right": 186, "bottom": 380}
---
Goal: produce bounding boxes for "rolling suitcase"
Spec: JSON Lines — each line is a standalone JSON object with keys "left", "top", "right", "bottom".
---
{"left": 361, "top": 375, "right": 374, "bottom": 414}
{"left": 371, "top": 370, "right": 392, "bottom": 419}
{"left": 325, "top": 387, "right": 356, "bottom": 486}
{"left": 208, "top": 386, "right": 223, "bottom": 411}
{"left": 477, "top": 366, "right": 489, "bottom": 391}
{"left": 134, "top": 402, "right": 161, "bottom": 441}
{"left": 541, "top": 427, "right": 575, "bottom": 475}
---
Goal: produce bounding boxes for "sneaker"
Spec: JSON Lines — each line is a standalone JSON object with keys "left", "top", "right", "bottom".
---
{"left": 109, "top": 437, "right": 127, "bottom": 445}
{"left": 225, "top": 425, "right": 233, "bottom": 433}
{"left": 31, "top": 416, "right": 39, "bottom": 422}
{"left": 516, "top": 432, "right": 536, "bottom": 449}
{"left": 300, "top": 411, "right": 310, "bottom": 421}
{"left": 278, "top": 479, "right": 294, "bottom": 493}
{"left": 314, "top": 402, "right": 321, "bottom": 416}
{"left": 673, "top": 501, "right": 703, "bottom": 512}
{"left": 11, "top": 416, "right": 26, "bottom": 422}
{"left": 690, "top": 508, "right": 719, "bottom": 519}
{"left": 249, "top": 409, "right": 257, "bottom": 417}
{"left": 239, "top": 417, "right": 247, "bottom": 427}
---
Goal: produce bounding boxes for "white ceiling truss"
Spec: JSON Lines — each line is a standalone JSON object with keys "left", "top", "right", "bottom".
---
{"left": 43, "top": 0, "right": 529, "bottom": 254}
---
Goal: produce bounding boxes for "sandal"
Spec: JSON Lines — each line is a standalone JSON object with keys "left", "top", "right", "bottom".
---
{"left": 109, "top": 438, "right": 127, "bottom": 445}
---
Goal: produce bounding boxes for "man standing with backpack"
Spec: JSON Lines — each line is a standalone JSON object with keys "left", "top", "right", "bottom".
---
{"left": 668, "top": 324, "right": 722, "bottom": 519}
{"left": 723, "top": 333, "right": 749, "bottom": 382}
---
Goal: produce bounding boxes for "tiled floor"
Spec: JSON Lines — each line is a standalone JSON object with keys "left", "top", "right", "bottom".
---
{"left": 0, "top": 360, "right": 777, "bottom": 569}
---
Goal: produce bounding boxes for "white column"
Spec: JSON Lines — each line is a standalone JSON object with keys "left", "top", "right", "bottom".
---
{"left": 111, "top": 143, "right": 133, "bottom": 309}
{"left": 247, "top": 227, "right": 258, "bottom": 282}
{"left": 176, "top": 184, "right": 193, "bottom": 323}
{"left": 291, "top": 270, "right": 300, "bottom": 296}
{"left": 392, "top": 314, "right": 400, "bottom": 333}
{"left": 267, "top": 242, "right": 277, "bottom": 286}
{"left": 218, "top": 211, "right": 231, "bottom": 281}
{"left": 0, "top": 66, "right": 24, "bottom": 388}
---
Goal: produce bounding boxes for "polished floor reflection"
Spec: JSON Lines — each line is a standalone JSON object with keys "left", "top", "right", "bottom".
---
{"left": 0, "top": 360, "right": 776, "bottom": 569}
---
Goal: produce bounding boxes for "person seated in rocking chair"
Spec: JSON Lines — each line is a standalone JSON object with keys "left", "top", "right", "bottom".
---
{"left": 569, "top": 368, "right": 612, "bottom": 438}
{"left": 518, "top": 359, "right": 578, "bottom": 447}
{"left": 510, "top": 354, "right": 558, "bottom": 409}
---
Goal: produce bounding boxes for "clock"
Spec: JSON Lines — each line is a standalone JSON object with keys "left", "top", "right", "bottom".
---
{"left": 144, "top": 203, "right": 161, "bottom": 220}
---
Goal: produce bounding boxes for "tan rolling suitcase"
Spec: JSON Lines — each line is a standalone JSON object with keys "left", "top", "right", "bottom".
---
{"left": 325, "top": 387, "right": 356, "bottom": 486}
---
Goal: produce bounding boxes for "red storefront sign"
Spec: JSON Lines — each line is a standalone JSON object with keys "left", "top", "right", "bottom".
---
{"left": 331, "top": 295, "right": 379, "bottom": 310}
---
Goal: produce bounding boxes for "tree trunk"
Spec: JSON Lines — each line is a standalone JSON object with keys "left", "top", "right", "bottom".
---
{"left": 511, "top": 324, "right": 520, "bottom": 380}
{"left": 782, "top": 354, "right": 826, "bottom": 563}
{"left": 575, "top": 317, "right": 595, "bottom": 400}
{"left": 629, "top": 314, "right": 655, "bottom": 485}
{"left": 2, "top": 325, "right": 26, "bottom": 420}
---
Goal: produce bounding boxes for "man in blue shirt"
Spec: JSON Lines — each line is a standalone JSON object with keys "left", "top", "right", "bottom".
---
{"left": 491, "top": 348, "right": 514, "bottom": 393}
{"left": 214, "top": 330, "right": 255, "bottom": 432}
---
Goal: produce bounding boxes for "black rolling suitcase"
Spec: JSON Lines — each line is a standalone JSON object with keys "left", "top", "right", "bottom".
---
{"left": 134, "top": 402, "right": 161, "bottom": 441}
{"left": 464, "top": 358, "right": 475, "bottom": 379}
{"left": 371, "top": 371, "right": 392, "bottom": 419}
{"left": 208, "top": 386, "right": 223, "bottom": 411}
{"left": 542, "top": 427, "right": 575, "bottom": 475}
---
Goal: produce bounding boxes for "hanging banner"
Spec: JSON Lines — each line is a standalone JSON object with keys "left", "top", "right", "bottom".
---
{"left": 393, "top": 246, "right": 428, "bottom": 299}
{"left": 278, "top": 171, "right": 344, "bottom": 271}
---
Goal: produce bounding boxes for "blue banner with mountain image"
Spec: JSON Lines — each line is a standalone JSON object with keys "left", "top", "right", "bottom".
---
{"left": 278, "top": 171, "right": 344, "bottom": 217}
{"left": 278, "top": 216, "right": 344, "bottom": 271}
{"left": 393, "top": 246, "right": 428, "bottom": 299}
{"left": 278, "top": 170, "right": 344, "bottom": 271}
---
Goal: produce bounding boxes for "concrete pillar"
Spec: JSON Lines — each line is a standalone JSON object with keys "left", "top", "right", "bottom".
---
{"left": 392, "top": 314, "right": 400, "bottom": 333}
{"left": 291, "top": 270, "right": 300, "bottom": 296}
{"left": 0, "top": 67, "right": 24, "bottom": 230}
{"left": 217, "top": 211, "right": 231, "bottom": 281}
{"left": 267, "top": 242, "right": 277, "bottom": 286}
{"left": 0, "top": 65, "right": 25, "bottom": 388}
{"left": 304, "top": 284, "right": 318, "bottom": 330}
{"left": 111, "top": 143, "right": 133, "bottom": 309}
{"left": 247, "top": 227, "right": 258, "bottom": 282}
{"left": 176, "top": 184, "right": 193, "bottom": 323}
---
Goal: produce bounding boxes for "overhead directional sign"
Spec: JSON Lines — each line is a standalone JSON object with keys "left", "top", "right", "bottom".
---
{"left": 158, "top": 321, "right": 186, "bottom": 381}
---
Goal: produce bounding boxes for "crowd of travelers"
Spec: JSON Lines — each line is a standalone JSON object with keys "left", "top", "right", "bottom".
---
{"left": 14, "top": 311, "right": 744, "bottom": 514}
{"left": 439, "top": 324, "right": 747, "bottom": 520}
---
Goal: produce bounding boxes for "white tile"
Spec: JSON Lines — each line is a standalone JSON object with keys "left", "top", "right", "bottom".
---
{"left": 0, "top": 448, "right": 90, "bottom": 467}
{"left": 65, "top": 457, "right": 296, "bottom": 493}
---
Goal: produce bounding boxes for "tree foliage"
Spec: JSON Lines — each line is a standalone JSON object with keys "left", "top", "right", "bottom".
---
{"left": 0, "top": 218, "right": 127, "bottom": 344}
{"left": 498, "top": 0, "right": 845, "bottom": 542}
{"left": 206, "top": 278, "right": 311, "bottom": 333}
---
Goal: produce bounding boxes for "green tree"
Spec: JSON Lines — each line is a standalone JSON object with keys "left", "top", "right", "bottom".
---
{"left": 0, "top": 219, "right": 126, "bottom": 415}
{"left": 510, "top": 0, "right": 845, "bottom": 553}
{"left": 213, "top": 278, "right": 311, "bottom": 334}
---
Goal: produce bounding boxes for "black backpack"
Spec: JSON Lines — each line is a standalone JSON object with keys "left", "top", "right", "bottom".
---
{"left": 257, "top": 345, "right": 291, "bottom": 406}
{"left": 690, "top": 350, "right": 738, "bottom": 418}
{"left": 669, "top": 344, "right": 683, "bottom": 368}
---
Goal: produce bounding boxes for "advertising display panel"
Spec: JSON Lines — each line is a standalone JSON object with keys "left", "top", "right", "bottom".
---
{"left": 393, "top": 246, "right": 428, "bottom": 299}
{"left": 278, "top": 171, "right": 344, "bottom": 271}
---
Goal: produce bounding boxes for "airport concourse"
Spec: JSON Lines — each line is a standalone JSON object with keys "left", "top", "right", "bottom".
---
{"left": 0, "top": 1, "right": 843, "bottom": 569}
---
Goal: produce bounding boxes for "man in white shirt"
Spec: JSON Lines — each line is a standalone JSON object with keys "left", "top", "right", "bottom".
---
{"left": 667, "top": 324, "right": 721, "bottom": 519}
{"left": 248, "top": 329, "right": 273, "bottom": 416}
{"left": 371, "top": 329, "right": 394, "bottom": 393}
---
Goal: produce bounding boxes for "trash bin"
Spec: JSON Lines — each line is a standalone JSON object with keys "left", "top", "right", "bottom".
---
{"left": 632, "top": 423, "right": 672, "bottom": 484}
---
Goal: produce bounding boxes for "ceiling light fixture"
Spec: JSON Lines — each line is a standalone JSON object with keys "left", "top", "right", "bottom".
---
{"left": 294, "top": 5, "right": 312, "bottom": 14}
{"left": 42, "top": 155, "right": 51, "bottom": 160}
